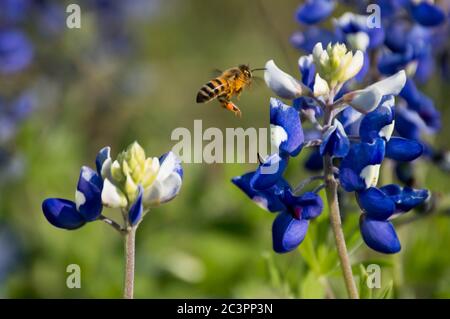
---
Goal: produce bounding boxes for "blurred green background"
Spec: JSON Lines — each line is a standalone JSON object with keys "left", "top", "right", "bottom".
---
{"left": 0, "top": 0, "right": 449, "bottom": 298}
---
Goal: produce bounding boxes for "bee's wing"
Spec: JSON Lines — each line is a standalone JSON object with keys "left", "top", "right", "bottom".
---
{"left": 211, "top": 69, "right": 223, "bottom": 77}
{"left": 247, "top": 76, "right": 264, "bottom": 89}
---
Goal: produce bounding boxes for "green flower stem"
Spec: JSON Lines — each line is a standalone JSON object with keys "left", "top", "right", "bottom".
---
{"left": 294, "top": 175, "right": 324, "bottom": 194}
{"left": 124, "top": 226, "right": 136, "bottom": 299}
{"left": 323, "top": 108, "right": 359, "bottom": 299}
{"left": 99, "top": 215, "right": 125, "bottom": 233}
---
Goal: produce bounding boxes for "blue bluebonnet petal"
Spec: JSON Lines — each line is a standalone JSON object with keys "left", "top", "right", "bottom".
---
{"left": 379, "top": 184, "right": 429, "bottom": 213}
{"left": 410, "top": 2, "right": 446, "bottom": 27}
{"left": 232, "top": 172, "right": 288, "bottom": 212}
{"left": 76, "top": 166, "right": 103, "bottom": 221}
{"left": 270, "top": 98, "right": 304, "bottom": 157}
{"left": 295, "top": 0, "right": 335, "bottom": 25}
{"left": 250, "top": 153, "right": 288, "bottom": 191}
{"left": 95, "top": 146, "right": 111, "bottom": 176}
{"left": 0, "top": 29, "right": 33, "bottom": 74}
{"left": 42, "top": 198, "right": 85, "bottom": 230}
{"left": 298, "top": 55, "right": 315, "bottom": 89}
{"left": 339, "top": 138, "right": 385, "bottom": 192}
{"left": 272, "top": 211, "right": 309, "bottom": 253}
{"left": 10, "top": 91, "right": 35, "bottom": 120}
{"left": 385, "top": 137, "right": 423, "bottom": 162}
{"left": 290, "top": 27, "right": 340, "bottom": 53}
{"left": 378, "top": 46, "right": 414, "bottom": 75}
{"left": 384, "top": 21, "right": 409, "bottom": 53}
{"left": 283, "top": 190, "right": 323, "bottom": 220}
{"left": 360, "top": 214, "right": 401, "bottom": 254}
{"left": 356, "top": 187, "right": 395, "bottom": 220}
{"left": 354, "top": 51, "right": 370, "bottom": 82}
{"left": 400, "top": 78, "right": 441, "bottom": 132}
{"left": 128, "top": 185, "right": 143, "bottom": 226}
{"left": 359, "top": 95, "right": 395, "bottom": 142}
{"left": 366, "top": 25, "right": 385, "bottom": 49}
{"left": 320, "top": 119, "right": 350, "bottom": 158}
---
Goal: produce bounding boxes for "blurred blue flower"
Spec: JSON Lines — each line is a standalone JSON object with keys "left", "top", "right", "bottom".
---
{"left": 409, "top": 0, "right": 447, "bottom": 27}
{"left": 291, "top": 27, "right": 339, "bottom": 53}
{"left": 0, "top": 0, "right": 31, "bottom": 25}
{"left": 0, "top": 28, "right": 33, "bottom": 74}
{"left": 295, "top": 0, "right": 335, "bottom": 25}
{"left": 0, "top": 225, "right": 23, "bottom": 287}
{"left": 0, "top": 91, "right": 36, "bottom": 143}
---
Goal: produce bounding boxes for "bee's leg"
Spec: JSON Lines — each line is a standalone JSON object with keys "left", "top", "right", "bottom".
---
{"left": 218, "top": 98, "right": 242, "bottom": 117}
{"left": 235, "top": 88, "right": 243, "bottom": 100}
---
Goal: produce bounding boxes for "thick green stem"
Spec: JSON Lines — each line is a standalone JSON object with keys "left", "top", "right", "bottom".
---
{"left": 123, "top": 227, "right": 136, "bottom": 299}
{"left": 323, "top": 106, "right": 359, "bottom": 299}
{"left": 323, "top": 155, "right": 359, "bottom": 299}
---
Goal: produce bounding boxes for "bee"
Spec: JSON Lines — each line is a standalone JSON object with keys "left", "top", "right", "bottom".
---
{"left": 196, "top": 64, "right": 265, "bottom": 117}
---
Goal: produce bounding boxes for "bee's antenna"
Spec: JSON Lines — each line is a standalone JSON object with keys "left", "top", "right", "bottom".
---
{"left": 251, "top": 68, "right": 266, "bottom": 72}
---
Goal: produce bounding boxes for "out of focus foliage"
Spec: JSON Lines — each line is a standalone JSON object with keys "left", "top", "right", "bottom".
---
{"left": 0, "top": 0, "right": 449, "bottom": 298}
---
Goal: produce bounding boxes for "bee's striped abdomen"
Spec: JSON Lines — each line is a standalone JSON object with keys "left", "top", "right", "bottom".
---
{"left": 196, "top": 78, "right": 227, "bottom": 103}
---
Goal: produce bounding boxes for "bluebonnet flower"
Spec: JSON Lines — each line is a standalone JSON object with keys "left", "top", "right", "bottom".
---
{"left": 358, "top": 184, "right": 429, "bottom": 253}
{"left": 408, "top": 0, "right": 447, "bottom": 27}
{"left": 339, "top": 93, "right": 428, "bottom": 253}
{"left": 0, "top": 28, "right": 33, "bottom": 74}
{"left": 270, "top": 97, "right": 305, "bottom": 157}
{"left": 0, "top": 91, "right": 36, "bottom": 143}
{"left": 0, "top": 225, "right": 23, "bottom": 287}
{"left": 0, "top": 0, "right": 31, "bottom": 25}
{"left": 296, "top": 0, "right": 336, "bottom": 25}
{"left": 233, "top": 166, "right": 324, "bottom": 253}
{"left": 235, "top": 40, "right": 430, "bottom": 255}
{"left": 290, "top": 1, "right": 448, "bottom": 179}
{"left": 42, "top": 143, "right": 183, "bottom": 229}
{"left": 42, "top": 157, "right": 105, "bottom": 229}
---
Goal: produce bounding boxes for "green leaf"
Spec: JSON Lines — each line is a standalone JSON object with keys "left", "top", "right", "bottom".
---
{"left": 262, "top": 252, "right": 281, "bottom": 289}
{"left": 298, "top": 232, "right": 321, "bottom": 274}
{"left": 378, "top": 280, "right": 394, "bottom": 299}
{"left": 358, "top": 264, "right": 373, "bottom": 299}
{"left": 300, "top": 271, "right": 326, "bottom": 299}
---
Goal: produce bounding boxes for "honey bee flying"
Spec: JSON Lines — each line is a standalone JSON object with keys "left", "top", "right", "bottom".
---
{"left": 196, "top": 64, "right": 265, "bottom": 117}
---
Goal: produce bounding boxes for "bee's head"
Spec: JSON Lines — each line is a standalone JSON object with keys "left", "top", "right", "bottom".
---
{"left": 239, "top": 64, "right": 252, "bottom": 78}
